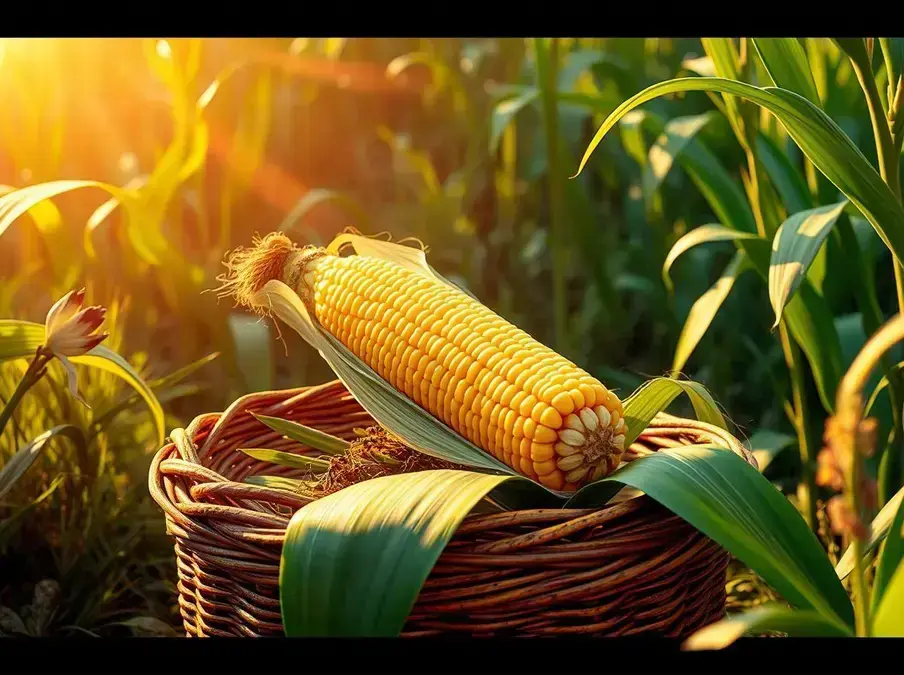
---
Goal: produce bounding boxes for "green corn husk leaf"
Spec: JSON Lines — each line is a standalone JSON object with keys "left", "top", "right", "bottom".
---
{"left": 280, "top": 443, "right": 851, "bottom": 636}
{"left": 621, "top": 377, "right": 728, "bottom": 446}
{"left": 251, "top": 413, "right": 350, "bottom": 455}
{"left": 239, "top": 448, "right": 331, "bottom": 472}
{"left": 249, "top": 234, "right": 729, "bottom": 506}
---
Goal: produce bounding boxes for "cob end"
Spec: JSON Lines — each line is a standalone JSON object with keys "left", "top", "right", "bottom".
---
{"left": 554, "top": 404, "right": 627, "bottom": 488}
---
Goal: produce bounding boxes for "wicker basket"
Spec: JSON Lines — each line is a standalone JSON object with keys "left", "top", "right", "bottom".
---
{"left": 149, "top": 379, "right": 756, "bottom": 638}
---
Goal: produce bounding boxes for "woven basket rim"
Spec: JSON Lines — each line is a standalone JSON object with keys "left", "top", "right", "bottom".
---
{"left": 150, "top": 380, "right": 758, "bottom": 512}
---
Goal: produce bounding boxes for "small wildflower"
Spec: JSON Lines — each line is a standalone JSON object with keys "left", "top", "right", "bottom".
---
{"left": 43, "top": 288, "right": 109, "bottom": 406}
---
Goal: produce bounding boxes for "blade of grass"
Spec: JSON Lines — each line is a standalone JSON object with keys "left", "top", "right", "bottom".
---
{"left": 239, "top": 448, "right": 331, "bottom": 472}
{"left": 251, "top": 413, "right": 350, "bottom": 455}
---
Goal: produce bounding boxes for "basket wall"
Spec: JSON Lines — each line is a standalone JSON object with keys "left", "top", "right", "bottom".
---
{"left": 149, "top": 379, "right": 756, "bottom": 638}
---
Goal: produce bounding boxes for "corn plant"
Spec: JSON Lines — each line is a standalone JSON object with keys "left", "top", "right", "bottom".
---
{"left": 574, "top": 38, "right": 904, "bottom": 540}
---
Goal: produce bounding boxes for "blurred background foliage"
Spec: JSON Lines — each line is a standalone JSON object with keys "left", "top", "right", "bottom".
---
{"left": 0, "top": 36, "right": 892, "bottom": 635}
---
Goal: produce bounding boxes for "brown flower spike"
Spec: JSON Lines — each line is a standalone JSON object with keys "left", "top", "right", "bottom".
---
{"left": 817, "top": 415, "right": 879, "bottom": 540}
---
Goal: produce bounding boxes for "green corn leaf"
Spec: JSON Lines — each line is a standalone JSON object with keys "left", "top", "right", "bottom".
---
{"left": 90, "top": 352, "right": 218, "bottom": 433}
{"left": 873, "top": 558, "right": 904, "bottom": 636}
{"left": 252, "top": 413, "right": 350, "bottom": 455}
{"left": 0, "top": 184, "right": 62, "bottom": 235}
{"left": 632, "top": 110, "right": 757, "bottom": 234}
{"left": 620, "top": 378, "right": 727, "bottom": 446}
{"left": 146, "top": 352, "right": 220, "bottom": 390}
{"left": 489, "top": 88, "right": 539, "bottom": 154}
{"left": 836, "top": 485, "right": 904, "bottom": 580}
{"left": 865, "top": 360, "right": 904, "bottom": 415}
{"left": 863, "top": 361, "right": 904, "bottom": 416}
{"left": 597, "top": 446, "right": 854, "bottom": 627}
{"left": 717, "top": 223, "right": 843, "bottom": 416}
{"left": 642, "top": 112, "right": 716, "bottom": 204}
{"left": 607, "top": 101, "right": 845, "bottom": 414}
{"left": 768, "top": 200, "right": 849, "bottom": 327}
{"left": 557, "top": 49, "right": 626, "bottom": 92}
{"left": 574, "top": 77, "right": 904, "bottom": 268}
{"left": 744, "top": 429, "right": 796, "bottom": 474}
{"left": 782, "top": 281, "right": 845, "bottom": 413}
{"left": 753, "top": 38, "right": 821, "bottom": 106}
{"left": 700, "top": 39, "right": 744, "bottom": 137}
{"left": 672, "top": 250, "right": 752, "bottom": 376}
{"left": 755, "top": 133, "right": 814, "bottom": 214}
{"left": 662, "top": 224, "right": 759, "bottom": 293}
{"left": 0, "top": 180, "right": 170, "bottom": 266}
{"left": 239, "top": 448, "right": 331, "bottom": 473}
{"left": 684, "top": 604, "right": 851, "bottom": 649}
{"left": 833, "top": 39, "right": 870, "bottom": 67}
{"left": 872, "top": 485, "right": 904, "bottom": 613}
{"left": 70, "top": 347, "right": 165, "bottom": 447}
{"left": 0, "top": 425, "right": 85, "bottom": 499}
{"left": 280, "top": 469, "right": 512, "bottom": 636}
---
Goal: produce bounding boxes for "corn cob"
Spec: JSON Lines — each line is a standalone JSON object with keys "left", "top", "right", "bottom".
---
{"left": 222, "top": 234, "right": 627, "bottom": 491}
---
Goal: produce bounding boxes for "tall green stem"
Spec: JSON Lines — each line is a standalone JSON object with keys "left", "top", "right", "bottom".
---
{"left": 778, "top": 323, "right": 818, "bottom": 529}
{"left": 536, "top": 38, "right": 569, "bottom": 355}
{"left": 0, "top": 349, "right": 51, "bottom": 438}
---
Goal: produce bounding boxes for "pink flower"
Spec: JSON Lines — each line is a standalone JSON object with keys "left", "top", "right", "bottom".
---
{"left": 43, "top": 289, "right": 109, "bottom": 405}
